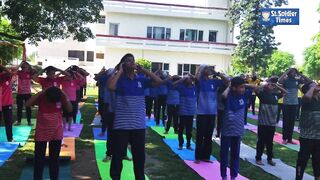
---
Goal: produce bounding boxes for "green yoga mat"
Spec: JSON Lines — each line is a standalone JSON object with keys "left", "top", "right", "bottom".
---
{"left": 0, "top": 126, "right": 31, "bottom": 146}
{"left": 19, "top": 163, "right": 71, "bottom": 180}
{"left": 150, "top": 126, "right": 184, "bottom": 139}
{"left": 94, "top": 140, "right": 149, "bottom": 180}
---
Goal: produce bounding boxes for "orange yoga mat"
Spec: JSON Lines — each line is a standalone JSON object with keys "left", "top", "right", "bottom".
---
{"left": 45, "top": 137, "right": 76, "bottom": 160}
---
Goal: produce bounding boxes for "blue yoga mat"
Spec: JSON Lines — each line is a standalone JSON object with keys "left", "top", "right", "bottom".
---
{"left": 163, "top": 139, "right": 216, "bottom": 161}
{"left": 0, "top": 126, "right": 31, "bottom": 146}
{"left": 0, "top": 142, "right": 19, "bottom": 166}
{"left": 92, "top": 128, "right": 107, "bottom": 140}
{"left": 76, "top": 112, "right": 81, "bottom": 124}
{"left": 145, "top": 118, "right": 164, "bottom": 127}
{"left": 20, "top": 163, "right": 71, "bottom": 180}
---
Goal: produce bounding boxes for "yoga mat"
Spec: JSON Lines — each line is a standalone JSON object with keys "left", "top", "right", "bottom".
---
{"left": 19, "top": 163, "right": 71, "bottom": 180}
{"left": 150, "top": 126, "right": 183, "bottom": 139}
{"left": 163, "top": 139, "right": 216, "bottom": 161}
{"left": 92, "top": 128, "right": 107, "bottom": 140}
{"left": 0, "top": 142, "right": 19, "bottom": 166}
{"left": 76, "top": 112, "right": 81, "bottom": 124}
{"left": 17, "top": 118, "right": 36, "bottom": 127}
{"left": 63, "top": 124, "right": 83, "bottom": 138}
{"left": 245, "top": 123, "right": 300, "bottom": 152}
{"left": 45, "top": 137, "right": 76, "bottom": 160}
{"left": 91, "top": 115, "right": 102, "bottom": 126}
{"left": 0, "top": 126, "right": 31, "bottom": 146}
{"left": 213, "top": 138, "right": 313, "bottom": 180}
{"left": 94, "top": 140, "right": 149, "bottom": 180}
{"left": 184, "top": 160, "right": 248, "bottom": 180}
{"left": 145, "top": 118, "right": 164, "bottom": 127}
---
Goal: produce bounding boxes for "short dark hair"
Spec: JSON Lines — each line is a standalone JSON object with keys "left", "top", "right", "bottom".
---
{"left": 301, "top": 82, "right": 315, "bottom": 94}
{"left": 116, "top": 53, "right": 135, "bottom": 70}
{"left": 45, "top": 87, "right": 62, "bottom": 103}
{"left": 268, "top": 76, "right": 279, "bottom": 84}
{"left": 45, "top": 66, "right": 56, "bottom": 73}
{"left": 231, "top": 76, "right": 245, "bottom": 87}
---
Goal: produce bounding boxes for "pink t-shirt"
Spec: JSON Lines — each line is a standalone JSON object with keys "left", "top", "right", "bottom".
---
{"left": 34, "top": 94, "right": 67, "bottom": 141}
{"left": 17, "top": 71, "right": 32, "bottom": 94}
{"left": 38, "top": 77, "right": 64, "bottom": 90}
{"left": 76, "top": 76, "right": 85, "bottom": 90}
{"left": 61, "top": 79, "right": 78, "bottom": 101}
{"left": 1, "top": 74, "right": 13, "bottom": 106}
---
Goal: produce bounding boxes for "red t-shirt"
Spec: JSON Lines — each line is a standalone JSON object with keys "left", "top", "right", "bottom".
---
{"left": 38, "top": 77, "right": 64, "bottom": 90}
{"left": 34, "top": 93, "right": 67, "bottom": 141}
{"left": 61, "top": 79, "right": 78, "bottom": 101}
{"left": 76, "top": 76, "right": 85, "bottom": 90}
{"left": 0, "top": 74, "right": 13, "bottom": 106}
{"left": 17, "top": 71, "right": 32, "bottom": 94}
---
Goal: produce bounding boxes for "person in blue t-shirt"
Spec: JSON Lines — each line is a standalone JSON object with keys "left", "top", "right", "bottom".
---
{"left": 220, "top": 77, "right": 255, "bottom": 180}
{"left": 194, "top": 65, "right": 229, "bottom": 164}
{"left": 164, "top": 75, "right": 181, "bottom": 134}
{"left": 155, "top": 70, "right": 168, "bottom": 126}
{"left": 173, "top": 74, "right": 197, "bottom": 150}
{"left": 108, "top": 53, "right": 162, "bottom": 180}
{"left": 93, "top": 67, "right": 106, "bottom": 120}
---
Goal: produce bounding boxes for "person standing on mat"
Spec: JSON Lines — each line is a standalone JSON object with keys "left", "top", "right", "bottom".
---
{"left": 94, "top": 67, "right": 106, "bottom": 118}
{"left": 0, "top": 65, "right": 14, "bottom": 142}
{"left": 15, "top": 61, "right": 35, "bottom": 126}
{"left": 216, "top": 84, "right": 228, "bottom": 138}
{"left": 220, "top": 77, "right": 255, "bottom": 180}
{"left": 173, "top": 74, "right": 197, "bottom": 151}
{"left": 255, "top": 77, "right": 287, "bottom": 166}
{"left": 278, "top": 68, "right": 311, "bottom": 144}
{"left": 164, "top": 75, "right": 181, "bottom": 134}
{"left": 155, "top": 70, "right": 168, "bottom": 126}
{"left": 194, "top": 65, "right": 229, "bottom": 164}
{"left": 26, "top": 87, "right": 72, "bottom": 180}
{"left": 296, "top": 82, "right": 320, "bottom": 180}
{"left": 108, "top": 53, "right": 162, "bottom": 180}
{"left": 246, "top": 73, "right": 261, "bottom": 115}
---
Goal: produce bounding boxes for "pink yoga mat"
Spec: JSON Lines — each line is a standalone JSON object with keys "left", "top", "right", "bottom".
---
{"left": 184, "top": 160, "right": 248, "bottom": 180}
{"left": 63, "top": 124, "right": 83, "bottom": 138}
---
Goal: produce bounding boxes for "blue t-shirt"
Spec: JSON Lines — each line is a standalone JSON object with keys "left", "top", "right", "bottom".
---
{"left": 98, "top": 73, "right": 108, "bottom": 98}
{"left": 103, "top": 75, "right": 111, "bottom": 104}
{"left": 149, "top": 87, "right": 158, "bottom": 97}
{"left": 158, "top": 84, "right": 168, "bottom": 95}
{"left": 221, "top": 91, "right": 249, "bottom": 136}
{"left": 166, "top": 81, "right": 180, "bottom": 105}
{"left": 114, "top": 75, "right": 152, "bottom": 130}
{"left": 197, "top": 78, "right": 223, "bottom": 115}
{"left": 176, "top": 83, "right": 197, "bottom": 116}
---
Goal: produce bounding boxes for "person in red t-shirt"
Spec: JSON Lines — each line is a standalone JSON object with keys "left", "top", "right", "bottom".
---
{"left": 15, "top": 61, "right": 35, "bottom": 126}
{"left": 61, "top": 69, "right": 85, "bottom": 130}
{"left": 26, "top": 87, "right": 72, "bottom": 180}
{"left": 78, "top": 68, "right": 89, "bottom": 101}
{"left": 0, "top": 65, "right": 14, "bottom": 142}
{"left": 32, "top": 66, "right": 70, "bottom": 90}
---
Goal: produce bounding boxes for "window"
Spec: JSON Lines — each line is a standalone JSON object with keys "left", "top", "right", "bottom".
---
{"left": 151, "top": 62, "right": 169, "bottom": 72}
{"left": 209, "top": 31, "right": 217, "bottom": 42}
{"left": 87, "top": 51, "right": 94, "bottom": 62}
{"left": 98, "top": 15, "right": 106, "bottom": 24}
{"left": 177, "top": 64, "right": 200, "bottom": 76}
{"left": 180, "top": 29, "right": 204, "bottom": 41}
{"left": 68, "top": 50, "right": 84, "bottom": 61}
{"left": 96, "top": 53, "right": 105, "bottom": 59}
{"left": 109, "top": 23, "right": 119, "bottom": 36}
{"left": 146, "top": 26, "right": 171, "bottom": 39}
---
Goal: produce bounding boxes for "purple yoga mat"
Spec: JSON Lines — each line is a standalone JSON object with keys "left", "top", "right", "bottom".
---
{"left": 63, "top": 124, "right": 83, "bottom": 138}
{"left": 184, "top": 160, "right": 248, "bottom": 180}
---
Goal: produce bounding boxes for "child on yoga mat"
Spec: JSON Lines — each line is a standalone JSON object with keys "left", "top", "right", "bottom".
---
{"left": 0, "top": 65, "right": 14, "bottom": 142}
{"left": 32, "top": 66, "right": 70, "bottom": 90}
{"left": 296, "top": 82, "right": 320, "bottom": 180}
{"left": 173, "top": 74, "right": 197, "bottom": 151}
{"left": 220, "top": 77, "right": 255, "bottom": 180}
{"left": 254, "top": 76, "right": 287, "bottom": 166}
{"left": 26, "top": 86, "right": 72, "bottom": 180}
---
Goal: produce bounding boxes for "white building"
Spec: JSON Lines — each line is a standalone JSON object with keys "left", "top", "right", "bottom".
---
{"left": 37, "top": 0, "right": 236, "bottom": 79}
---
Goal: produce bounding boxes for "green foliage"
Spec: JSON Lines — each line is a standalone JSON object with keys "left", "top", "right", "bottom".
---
{"left": 265, "top": 50, "right": 295, "bottom": 77}
{"left": 136, "top": 58, "right": 151, "bottom": 70}
{"left": 303, "top": 33, "right": 320, "bottom": 80}
{"left": 1, "top": 0, "right": 103, "bottom": 43}
{"left": 228, "top": 0, "right": 287, "bottom": 73}
{"left": 0, "top": 17, "right": 22, "bottom": 65}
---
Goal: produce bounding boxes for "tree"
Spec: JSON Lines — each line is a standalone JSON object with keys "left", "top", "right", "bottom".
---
{"left": 228, "top": 0, "right": 288, "bottom": 73}
{"left": 136, "top": 58, "right": 151, "bottom": 70}
{"left": 0, "top": 17, "right": 22, "bottom": 65}
{"left": 265, "top": 50, "right": 295, "bottom": 77}
{"left": 1, "top": 0, "right": 103, "bottom": 44}
{"left": 303, "top": 33, "right": 320, "bottom": 80}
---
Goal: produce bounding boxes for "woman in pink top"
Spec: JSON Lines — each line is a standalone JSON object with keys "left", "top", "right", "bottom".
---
{"left": 0, "top": 65, "right": 14, "bottom": 142}
{"left": 15, "top": 61, "right": 35, "bottom": 126}
{"left": 26, "top": 87, "right": 72, "bottom": 180}
{"left": 32, "top": 66, "right": 70, "bottom": 90}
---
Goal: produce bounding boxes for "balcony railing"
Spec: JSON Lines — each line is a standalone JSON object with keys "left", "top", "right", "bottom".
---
{"left": 103, "top": 0, "right": 229, "bottom": 21}
{"left": 96, "top": 34, "right": 236, "bottom": 55}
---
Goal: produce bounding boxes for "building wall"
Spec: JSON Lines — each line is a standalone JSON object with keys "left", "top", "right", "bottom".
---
{"left": 128, "top": 0, "right": 229, "bottom": 8}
